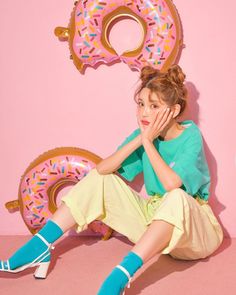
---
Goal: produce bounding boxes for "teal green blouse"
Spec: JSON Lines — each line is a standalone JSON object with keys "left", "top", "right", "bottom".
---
{"left": 116, "top": 120, "right": 211, "bottom": 201}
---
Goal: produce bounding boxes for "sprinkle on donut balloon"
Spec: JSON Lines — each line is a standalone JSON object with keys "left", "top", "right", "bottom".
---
{"left": 54, "top": 0, "right": 183, "bottom": 73}
{"left": 5, "top": 147, "right": 113, "bottom": 240}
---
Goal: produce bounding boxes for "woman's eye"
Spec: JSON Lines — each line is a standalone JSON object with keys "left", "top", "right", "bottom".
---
{"left": 137, "top": 102, "right": 158, "bottom": 108}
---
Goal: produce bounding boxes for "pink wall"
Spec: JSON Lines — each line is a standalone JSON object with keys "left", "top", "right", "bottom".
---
{"left": 0, "top": 1, "right": 235, "bottom": 238}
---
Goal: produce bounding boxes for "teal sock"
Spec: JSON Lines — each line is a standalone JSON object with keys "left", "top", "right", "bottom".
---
{"left": 97, "top": 251, "right": 143, "bottom": 295}
{"left": 0, "top": 219, "right": 64, "bottom": 270}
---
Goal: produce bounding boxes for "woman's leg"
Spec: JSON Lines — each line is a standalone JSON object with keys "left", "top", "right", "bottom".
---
{"left": 97, "top": 220, "right": 174, "bottom": 295}
{"left": 50, "top": 202, "right": 77, "bottom": 233}
{"left": 0, "top": 171, "right": 95, "bottom": 273}
{"left": 97, "top": 189, "right": 181, "bottom": 295}
{"left": 131, "top": 219, "right": 174, "bottom": 263}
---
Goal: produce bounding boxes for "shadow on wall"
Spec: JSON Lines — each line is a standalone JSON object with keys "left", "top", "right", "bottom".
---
{"left": 184, "top": 82, "right": 227, "bottom": 238}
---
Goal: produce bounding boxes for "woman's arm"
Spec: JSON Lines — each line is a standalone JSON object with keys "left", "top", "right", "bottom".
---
{"left": 142, "top": 139, "right": 182, "bottom": 191}
{"left": 96, "top": 134, "right": 142, "bottom": 175}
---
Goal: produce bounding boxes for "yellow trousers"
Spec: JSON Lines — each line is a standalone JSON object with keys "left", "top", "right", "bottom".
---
{"left": 61, "top": 168, "right": 224, "bottom": 260}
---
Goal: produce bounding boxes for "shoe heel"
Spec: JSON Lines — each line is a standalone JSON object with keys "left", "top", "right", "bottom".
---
{"left": 34, "top": 261, "right": 50, "bottom": 279}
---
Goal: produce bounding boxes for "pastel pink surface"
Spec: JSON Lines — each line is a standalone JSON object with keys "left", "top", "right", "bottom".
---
{"left": 0, "top": 236, "right": 234, "bottom": 294}
{"left": 0, "top": 0, "right": 235, "bottom": 238}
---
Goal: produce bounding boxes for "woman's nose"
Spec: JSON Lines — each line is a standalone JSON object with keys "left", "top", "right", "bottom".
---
{"left": 142, "top": 106, "right": 152, "bottom": 115}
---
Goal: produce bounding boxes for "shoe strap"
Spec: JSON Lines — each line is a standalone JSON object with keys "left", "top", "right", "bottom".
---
{"left": 1, "top": 236, "right": 54, "bottom": 271}
{"left": 1, "top": 260, "right": 10, "bottom": 271}
{"left": 115, "top": 264, "right": 132, "bottom": 288}
{"left": 35, "top": 233, "right": 55, "bottom": 250}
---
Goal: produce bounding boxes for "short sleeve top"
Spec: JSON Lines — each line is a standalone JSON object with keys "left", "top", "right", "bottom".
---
{"left": 116, "top": 120, "right": 211, "bottom": 201}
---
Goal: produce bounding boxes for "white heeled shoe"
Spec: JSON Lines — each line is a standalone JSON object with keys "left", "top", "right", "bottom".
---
{"left": 0, "top": 233, "right": 55, "bottom": 279}
{"left": 115, "top": 264, "right": 133, "bottom": 295}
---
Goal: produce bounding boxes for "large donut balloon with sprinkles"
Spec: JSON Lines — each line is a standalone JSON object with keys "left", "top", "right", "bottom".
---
{"left": 54, "top": 0, "right": 183, "bottom": 73}
{"left": 5, "top": 147, "right": 113, "bottom": 240}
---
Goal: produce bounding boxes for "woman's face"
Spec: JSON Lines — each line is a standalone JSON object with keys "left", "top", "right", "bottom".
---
{"left": 136, "top": 87, "right": 170, "bottom": 127}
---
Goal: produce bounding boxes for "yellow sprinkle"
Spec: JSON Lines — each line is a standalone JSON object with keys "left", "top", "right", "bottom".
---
{"left": 162, "top": 23, "right": 167, "bottom": 31}
{"left": 89, "top": 25, "right": 95, "bottom": 33}
{"left": 142, "top": 8, "right": 149, "bottom": 15}
{"left": 164, "top": 45, "right": 170, "bottom": 51}
{"left": 93, "top": 40, "right": 99, "bottom": 48}
{"left": 162, "top": 11, "right": 167, "bottom": 17}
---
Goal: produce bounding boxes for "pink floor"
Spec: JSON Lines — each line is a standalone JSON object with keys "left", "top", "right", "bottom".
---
{"left": 0, "top": 234, "right": 235, "bottom": 294}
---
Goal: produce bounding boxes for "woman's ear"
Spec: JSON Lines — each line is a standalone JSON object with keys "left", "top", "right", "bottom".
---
{"left": 172, "top": 104, "right": 181, "bottom": 118}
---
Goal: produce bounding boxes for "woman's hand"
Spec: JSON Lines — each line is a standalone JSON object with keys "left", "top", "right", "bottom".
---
{"left": 137, "top": 107, "right": 174, "bottom": 143}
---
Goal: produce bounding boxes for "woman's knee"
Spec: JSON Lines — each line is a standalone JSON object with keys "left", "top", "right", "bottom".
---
{"left": 88, "top": 167, "right": 105, "bottom": 178}
{"left": 163, "top": 188, "right": 190, "bottom": 204}
{"left": 93, "top": 167, "right": 112, "bottom": 177}
{"left": 165, "top": 188, "right": 186, "bottom": 197}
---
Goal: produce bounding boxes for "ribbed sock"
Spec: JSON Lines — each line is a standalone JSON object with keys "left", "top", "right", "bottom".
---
{"left": 0, "top": 219, "right": 64, "bottom": 270}
{"left": 97, "top": 251, "right": 144, "bottom": 295}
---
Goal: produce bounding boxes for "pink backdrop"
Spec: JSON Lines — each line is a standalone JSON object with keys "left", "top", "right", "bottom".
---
{"left": 0, "top": 1, "right": 235, "bottom": 238}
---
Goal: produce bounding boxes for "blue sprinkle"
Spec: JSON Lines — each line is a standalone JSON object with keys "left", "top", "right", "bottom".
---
{"left": 83, "top": 41, "right": 90, "bottom": 47}
{"left": 33, "top": 214, "right": 40, "bottom": 219}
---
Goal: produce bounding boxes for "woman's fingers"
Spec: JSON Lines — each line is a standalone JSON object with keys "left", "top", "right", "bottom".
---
{"left": 160, "top": 109, "right": 174, "bottom": 130}
{"left": 154, "top": 107, "right": 174, "bottom": 134}
{"left": 159, "top": 108, "right": 171, "bottom": 125}
{"left": 153, "top": 107, "right": 168, "bottom": 128}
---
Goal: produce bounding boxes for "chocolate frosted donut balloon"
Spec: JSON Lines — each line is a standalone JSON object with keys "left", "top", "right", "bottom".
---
{"left": 5, "top": 147, "right": 113, "bottom": 240}
{"left": 54, "top": 0, "right": 183, "bottom": 73}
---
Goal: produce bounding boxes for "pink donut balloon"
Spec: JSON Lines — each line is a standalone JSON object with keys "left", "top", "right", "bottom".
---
{"left": 54, "top": 0, "right": 183, "bottom": 73}
{"left": 5, "top": 147, "right": 113, "bottom": 240}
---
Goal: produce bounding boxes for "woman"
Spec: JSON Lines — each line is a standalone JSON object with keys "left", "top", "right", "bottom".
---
{"left": 0, "top": 64, "right": 224, "bottom": 295}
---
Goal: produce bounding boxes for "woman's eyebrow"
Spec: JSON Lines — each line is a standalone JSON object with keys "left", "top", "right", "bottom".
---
{"left": 138, "top": 97, "right": 159, "bottom": 103}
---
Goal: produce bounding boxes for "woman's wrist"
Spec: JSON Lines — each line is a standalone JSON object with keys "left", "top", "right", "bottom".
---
{"left": 136, "top": 134, "right": 143, "bottom": 146}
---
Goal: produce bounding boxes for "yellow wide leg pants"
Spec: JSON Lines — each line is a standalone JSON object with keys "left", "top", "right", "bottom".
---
{"left": 60, "top": 167, "right": 224, "bottom": 260}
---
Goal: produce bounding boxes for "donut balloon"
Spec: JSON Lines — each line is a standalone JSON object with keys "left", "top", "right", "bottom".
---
{"left": 54, "top": 0, "right": 183, "bottom": 73}
{"left": 5, "top": 147, "right": 113, "bottom": 240}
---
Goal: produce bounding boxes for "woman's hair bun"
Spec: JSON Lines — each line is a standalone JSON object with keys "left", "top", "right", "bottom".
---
{"left": 166, "top": 64, "right": 186, "bottom": 87}
{"left": 140, "top": 65, "right": 160, "bottom": 85}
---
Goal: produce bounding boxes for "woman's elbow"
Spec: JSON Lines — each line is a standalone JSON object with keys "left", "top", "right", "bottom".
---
{"left": 165, "top": 178, "right": 183, "bottom": 191}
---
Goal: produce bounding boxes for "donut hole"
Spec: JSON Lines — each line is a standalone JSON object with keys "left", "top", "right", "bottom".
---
{"left": 107, "top": 16, "right": 144, "bottom": 56}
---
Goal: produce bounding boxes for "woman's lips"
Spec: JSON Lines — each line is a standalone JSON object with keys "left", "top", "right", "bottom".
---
{"left": 141, "top": 120, "right": 150, "bottom": 125}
